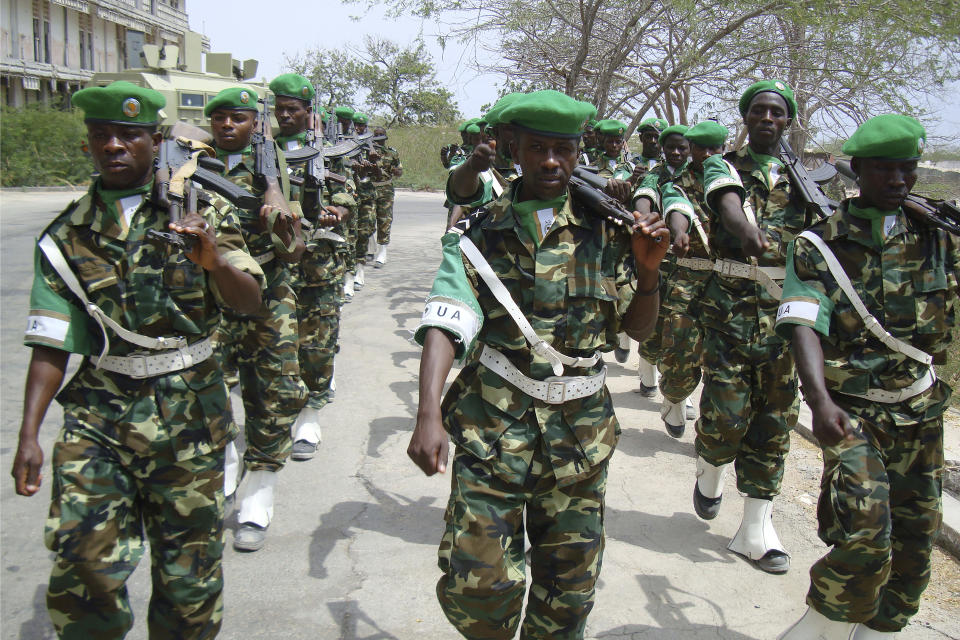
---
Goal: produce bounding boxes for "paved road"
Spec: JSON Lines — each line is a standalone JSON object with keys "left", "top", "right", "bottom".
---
{"left": 1, "top": 190, "right": 957, "bottom": 639}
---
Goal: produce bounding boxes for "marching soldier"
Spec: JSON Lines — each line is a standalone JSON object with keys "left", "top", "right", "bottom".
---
{"left": 11, "top": 81, "right": 264, "bottom": 638}
{"left": 629, "top": 124, "right": 690, "bottom": 389}
{"left": 690, "top": 80, "right": 816, "bottom": 574}
{"left": 408, "top": 89, "right": 668, "bottom": 639}
{"left": 631, "top": 117, "right": 668, "bottom": 174}
{"left": 269, "top": 73, "right": 356, "bottom": 462}
{"left": 776, "top": 115, "right": 958, "bottom": 638}
{"left": 350, "top": 112, "right": 377, "bottom": 292}
{"left": 206, "top": 86, "right": 309, "bottom": 551}
{"left": 593, "top": 118, "right": 635, "bottom": 181}
{"left": 370, "top": 126, "right": 403, "bottom": 267}
{"left": 579, "top": 118, "right": 600, "bottom": 165}
{"left": 633, "top": 121, "right": 723, "bottom": 435}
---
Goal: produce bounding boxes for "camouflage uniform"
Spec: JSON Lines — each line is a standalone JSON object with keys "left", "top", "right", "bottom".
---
{"left": 415, "top": 182, "right": 638, "bottom": 639}
{"left": 355, "top": 172, "right": 377, "bottom": 267}
{"left": 213, "top": 144, "right": 308, "bottom": 473}
{"left": 636, "top": 163, "right": 710, "bottom": 405}
{"left": 776, "top": 200, "right": 958, "bottom": 631}
{"left": 278, "top": 132, "right": 356, "bottom": 412}
{"left": 595, "top": 151, "right": 634, "bottom": 182}
{"left": 24, "top": 181, "right": 263, "bottom": 639}
{"left": 694, "top": 147, "right": 812, "bottom": 497}
{"left": 373, "top": 143, "right": 402, "bottom": 245}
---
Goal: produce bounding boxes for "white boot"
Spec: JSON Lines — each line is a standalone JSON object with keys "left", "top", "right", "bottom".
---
{"left": 236, "top": 469, "right": 278, "bottom": 528}
{"left": 234, "top": 469, "right": 277, "bottom": 552}
{"left": 291, "top": 406, "right": 322, "bottom": 460}
{"left": 728, "top": 496, "right": 790, "bottom": 573}
{"left": 685, "top": 397, "right": 696, "bottom": 420}
{"left": 614, "top": 333, "right": 631, "bottom": 363}
{"left": 852, "top": 626, "right": 899, "bottom": 638}
{"left": 354, "top": 264, "right": 365, "bottom": 290}
{"left": 637, "top": 357, "right": 658, "bottom": 396}
{"left": 374, "top": 243, "right": 387, "bottom": 267}
{"left": 660, "top": 399, "right": 686, "bottom": 438}
{"left": 343, "top": 272, "right": 355, "bottom": 300}
{"left": 224, "top": 440, "right": 241, "bottom": 499}
{"left": 694, "top": 456, "right": 728, "bottom": 519}
{"left": 778, "top": 607, "right": 857, "bottom": 640}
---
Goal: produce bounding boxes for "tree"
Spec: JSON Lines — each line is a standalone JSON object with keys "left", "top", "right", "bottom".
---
{"left": 284, "top": 38, "right": 460, "bottom": 125}
{"left": 347, "top": 0, "right": 960, "bottom": 145}
{"left": 356, "top": 37, "right": 461, "bottom": 125}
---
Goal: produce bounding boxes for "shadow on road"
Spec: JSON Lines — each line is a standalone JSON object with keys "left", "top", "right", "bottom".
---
{"left": 327, "top": 599, "right": 400, "bottom": 640}
{"left": 606, "top": 508, "right": 736, "bottom": 565}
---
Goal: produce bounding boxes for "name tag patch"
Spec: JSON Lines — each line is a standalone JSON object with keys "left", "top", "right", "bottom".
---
{"left": 536, "top": 208, "right": 555, "bottom": 239}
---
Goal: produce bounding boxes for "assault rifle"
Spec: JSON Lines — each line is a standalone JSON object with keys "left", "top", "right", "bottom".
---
{"left": 833, "top": 159, "right": 960, "bottom": 235}
{"left": 778, "top": 137, "right": 840, "bottom": 221}
{"left": 570, "top": 166, "right": 659, "bottom": 239}
{"left": 252, "top": 98, "right": 303, "bottom": 261}
{"left": 147, "top": 137, "right": 258, "bottom": 250}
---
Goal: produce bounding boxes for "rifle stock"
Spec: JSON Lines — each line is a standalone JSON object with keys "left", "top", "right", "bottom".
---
{"left": 778, "top": 138, "right": 838, "bottom": 220}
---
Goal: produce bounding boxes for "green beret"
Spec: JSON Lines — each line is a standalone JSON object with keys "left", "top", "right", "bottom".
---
{"left": 73, "top": 81, "right": 165, "bottom": 126}
{"left": 204, "top": 86, "right": 259, "bottom": 117}
{"left": 587, "top": 119, "right": 599, "bottom": 128}
{"left": 658, "top": 124, "right": 689, "bottom": 145}
{"left": 465, "top": 123, "right": 481, "bottom": 135}
{"left": 484, "top": 92, "right": 523, "bottom": 127}
{"left": 842, "top": 114, "right": 926, "bottom": 160}
{"left": 596, "top": 118, "right": 628, "bottom": 137}
{"left": 269, "top": 73, "right": 314, "bottom": 101}
{"left": 457, "top": 121, "right": 469, "bottom": 132}
{"left": 352, "top": 112, "right": 369, "bottom": 125}
{"left": 684, "top": 120, "right": 728, "bottom": 147}
{"left": 334, "top": 106, "right": 354, "bottom": 119}
{"left": 638, "top": 117, "right": 668, "bottom": 133}
{"left": 739, "top": 79, "right": 797, "bottom": 119}
{"left": 499, "top": 90, "right": 595, "bottom": 138}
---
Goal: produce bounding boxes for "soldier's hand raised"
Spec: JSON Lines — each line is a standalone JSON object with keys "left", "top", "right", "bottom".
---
{"left": 467, "top": 143, "right": 497, "bottom": 173}
{"left": 604, "top": 178, "right": 632, "bottom": 204}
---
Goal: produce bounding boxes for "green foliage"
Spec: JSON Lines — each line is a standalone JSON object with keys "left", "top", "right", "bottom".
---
{"left": 284, "top": 37, "right": 460, "bottom": 126}
{"left": 385, "top": 124, "right": 456, "bottom": 190}
{"left": 1, "top": 103, "right": 92, "bottom": 187}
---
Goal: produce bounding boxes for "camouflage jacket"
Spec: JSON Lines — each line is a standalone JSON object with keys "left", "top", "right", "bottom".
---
{"left": 277, "top": 132, "right": 356, "bottom": 286}
{"left": 596, "top": 152, "right": 634, "bottom": 181}
{"left": 416, "top": 181, "right": 639, "bottom": 486}
{"left": 372, "top": 143, "right": 402, "bottom": 186}
{"left": 23, "top": 180, "right": 264, "bottom": 458}
{"left": 776, "top": 200, "right": 958, "bottom": 420}
{"left": 694, "top": 146, "right": 815, "bottom": 344}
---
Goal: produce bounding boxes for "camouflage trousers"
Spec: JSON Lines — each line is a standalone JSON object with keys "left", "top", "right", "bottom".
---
{"left": 807, "top": 400, "right": 944, "bottom": 631}
{"left": 342, "top": 194, "right": 362, "bottom": 274}
{"left": 296, "top": 280, "right": 342, "bottom": 411}
{"left": 215, "top": 271, "right": 308, "bottom": 472}
{"left": 695, "top": 328, "right": 799, "bottom": 498}
{"left": 355, "top": 190, "right": 377, "bottom": 266}
{"left": 637, "top": 268, "right": 708, "bottom": 404}
{"left": 437, "top": 445, "right": 607, "bottom": 640}
{"left": 45, "top": 413, "right": 225, "bottom": 640}
{"left": 375, "top": 184, "right": 395, "bottom": 245}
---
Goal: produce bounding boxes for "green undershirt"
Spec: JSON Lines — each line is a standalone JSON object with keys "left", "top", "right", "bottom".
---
{"left": 512, "top": 192, "right": 567, "bottom": 249}
{"left": 849, "top": 200, "right": 899, "bottom": 248}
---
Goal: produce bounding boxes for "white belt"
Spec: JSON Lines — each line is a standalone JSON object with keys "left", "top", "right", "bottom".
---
{"left": 479, "top": 345, "right": 606, "bottom": 404}
{"left": 253, "top": 251, "right": 275, "bottom": 265}
{"left": 837, "top": 368, "right": 937, "bottom": 404}
{"left": 96, "top": 337, "right": 214, "bottom": 379}
{"left": 675, "top": 257, "right": 714, "bottom": 271}
{"left": 713, "top": 259, "right": 785, "bottom": 299}
{"left": 372, "top": 180, "right": 391, "bottom": 187}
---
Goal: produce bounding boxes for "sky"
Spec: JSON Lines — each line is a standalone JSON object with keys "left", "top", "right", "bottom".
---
{"left": 187, "top": 1, "right": 960, "bottom": 144}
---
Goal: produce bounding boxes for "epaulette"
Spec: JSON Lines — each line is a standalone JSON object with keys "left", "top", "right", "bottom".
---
{"left": 447, "top": 205, "right": 491, "bottom": 236}
{"left": 38, "top": 197, "right": 83, "bottom": 241}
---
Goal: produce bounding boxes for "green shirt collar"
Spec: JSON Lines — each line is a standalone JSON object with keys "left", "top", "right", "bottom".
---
{"left": 848, "top": 200, "right": 900, "bottom": 248}
{"left": 275, "top": 131, "right": 308, "bottom": 149}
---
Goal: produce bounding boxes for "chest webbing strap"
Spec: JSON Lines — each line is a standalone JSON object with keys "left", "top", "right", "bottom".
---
{"left": 798, "top": 230, "right": 933, "bottom": 366}
{"left": 458, "top": 234, "right": 601, "bottom": 376}
{"left": 38, "top": 234, "right": 189, "bottom": 367}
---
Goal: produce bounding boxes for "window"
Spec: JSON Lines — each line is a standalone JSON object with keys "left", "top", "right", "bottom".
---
{"left": 43, "top": 19, "right": 51, "bottom": 64}
{"left": 180, "top": 92, "right": 205, "bottom": 107}
{"left": 33, "top": 18, "right": 41, "bottom": 61}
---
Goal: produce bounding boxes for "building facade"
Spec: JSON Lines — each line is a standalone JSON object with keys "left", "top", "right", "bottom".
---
{"left": 1, "top": 0, "right": 206, "bottom": 107}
